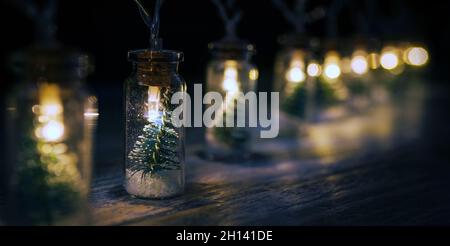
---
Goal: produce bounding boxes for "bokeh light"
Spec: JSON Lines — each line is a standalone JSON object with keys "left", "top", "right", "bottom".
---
{"left": 286, "top": 66, "right": 306, "bottom": 83}
{"left": 405, "top": 47, "right": 429, "bottom": 66}
{"left": 307, "top": 62, "right": 321, "bottom": 77}
{"left": 380, "top": 51, "right": 399, "bottom": 70}
{"left": 324, "top": 64, "right": 341, "bottom": 80}
{"left": 351, "top": 55, "right": 369, "bottom": 75}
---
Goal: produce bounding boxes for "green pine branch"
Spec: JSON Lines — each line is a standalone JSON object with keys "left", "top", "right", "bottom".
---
{"left": 128, "top": 87, "right": 181, "bottom": 179}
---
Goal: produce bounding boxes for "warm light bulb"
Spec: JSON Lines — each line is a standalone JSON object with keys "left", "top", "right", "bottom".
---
{"left": 224, "top": 66, "right": 238, "bottom": 79}
{"left": 36, "top": 83, "right": 65, "bottom": 142}
{"left": 406, "top": 47, "right": 429, "bottom": 66}
{"left": 307, "top": 63, "right": 321, "bottom": 77}
{"left": 323, "top": 51, "right": 341, "bottom": 80}
{"left": 368, "top": 53, "right": 380, "bottom": 69}
{"left": 223, "top": 65, "right": 239, "bottom": 94}
{"left": 351, "top": 55, "right": 369, "bottom": 75}
{"left": 42, "top": 104, "right": 63, "bottom": 116}
{"left": 286, "top": 66, "right": 305, "bottom": 83}
{"left": 324, "top": 64, "right": 341, "bottom": 80}
{"left": 380, "top": 52, "right": 399, "bottom": 70}
{"left": 249, "top": 68, "right": 259, "bottom": 81}
{"left": 40, "top": 120, "right": 65, "bottom": 142}
{"left": 147, "top": 86, "right": 161, "bottom": 122}
{"left": 223, "top": 78, "right": 239, "bottom": 93}
{"left": 39, "top": 83, "right": 64, "bottom": 116}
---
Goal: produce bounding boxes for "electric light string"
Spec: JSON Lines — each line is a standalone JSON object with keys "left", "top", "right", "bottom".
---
{"left": 13, "top": 0, "right": 58, "bottom": 47}
{"left": 272, "top": 0, "right": 326, "bottom": 34}
{"left": 134, "top": 0, "right": 164, "bottom": 50}
{"left": 272, "top": 0, "right": 307, "bottom": 33}
{"left": 326, "top": 0, "right": 350, "bottom": 38}
{"left": 127, "top": 0, "right": 181, "bottom": 179}
{"left": 212, "top": 0, "right": 242, "bottom": 40}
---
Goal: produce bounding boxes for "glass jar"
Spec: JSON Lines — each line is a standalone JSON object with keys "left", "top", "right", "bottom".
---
{"left": 274, "top": 35, "right": 318, "bottom": 120}
{"left": 339, "top": 39, "right": 372, "bottom": 112}
{"left": 205, "top": 40, "right": 258, "bottom": 161}
{"left": 4, "top": 47, "right": 97, "bottom": 225}
{"left": 313, "top": 39, "right": 351, "bottom": 121}
{"left": 124, "top": 50, "right": 186, "bottom": 199}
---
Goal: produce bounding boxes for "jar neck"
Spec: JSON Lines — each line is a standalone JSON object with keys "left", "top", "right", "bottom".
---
{"left": 128, "top": 49, "right": 183, "bottom": 77}
{"left": 133, "top": 62, "right": 179, "bottom": 75}
{"left": 131, "top": 62, "right": 180, "bottom": 87}
{"left": 209, "top": 40, "right": 255, "bottom": 61}
{"left": 10, "top": 47, "right": 92, "bottom": 83}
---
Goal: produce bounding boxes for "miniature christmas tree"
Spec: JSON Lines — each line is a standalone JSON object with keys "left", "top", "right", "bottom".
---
{"left": 128, "top": 87, "right": 181, "bottom": 178}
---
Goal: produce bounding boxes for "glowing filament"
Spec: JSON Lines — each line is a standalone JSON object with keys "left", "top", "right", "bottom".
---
{"left": 405, "top": 47, "right": 429, "bottom": 66}
{"left": 223, "top": 63, "right": 239, "bottom": 94}
{"left": 36, "top": 84, "right": 65, "bottom": 142}
{"left": 147, "top": 86, "right": 161, "bottom": 122}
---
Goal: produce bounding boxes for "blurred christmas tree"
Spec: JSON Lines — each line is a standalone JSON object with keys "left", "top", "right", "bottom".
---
{"left": 15, "top": 130, "right": 82, "bottom": 225}
{"left": 213, "top": 97, "right": 251, "bottom": 147}
{"left": 282, "top": 78, "right": 340, "bottom": 118}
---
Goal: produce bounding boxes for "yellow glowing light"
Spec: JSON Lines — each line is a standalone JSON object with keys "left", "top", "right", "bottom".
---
{"left": 222, "top": 63, "right": 240, "bottom": 94}
{"left": 224, "top": 66, "right": 238, "bottom": 79}
{"left": 307, "top": 63, "right": 321, "bottom": 77}
{"left": 368, "top": 53, "right": 380, "bottom": 69}
{"left": 36, "top": 83, "right": 65, "bottom": 142}
{"left": 84, "top": 112, "right": 99, "bottom": 118}
{"left": 249, "top": 68, "right": 259, "bottom": 81}
{"left": 39, "top": 84, "right": 63, "bottom": 115}
{"left": 286, "top": 66, "right": 306, "bottom": 83}
{"left": 40, "top": 120, "right": 65, "bottom": 142}
{"left": 147, "top": 86, "right": 161, "bottom": 122}
{"left": 324, "top": 64, "right": 341, "bottom": 80}
{"left": 380, "top": 51, "right": 399, "bottom": 70}
{"left": 405, "top": 47, "right": 429, "bottom": 66}
{"left": 340, "top": 58, "right": 352, "bottom": 74}
{"left": 42, "top": 104, "right": 63, "bottom": 116}
{"left": 351, "top": 55, "right": 369, "bottom": 75}
{"left": 323, "top": 51, "right": 341, "bottom": 80}
{"left": 223, "top": 78, "right": 239, "bottom": 93}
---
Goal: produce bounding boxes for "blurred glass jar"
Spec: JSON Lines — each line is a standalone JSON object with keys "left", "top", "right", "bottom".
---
{"left": 315, "top": 42, "right": 350, "bottom": 121}
{"left": 274, "top": 35, "right": 312, "bottom": 120}
{"left": 205, "top": 40, "right": 258, "bottom": 160}
{"left": 5, "top": 47, "right": 97, "bottom": 225}
{"left": 124, "top": 50, "right": 186, "bottom": 199}
{"left": 274, "top": 35, "right": 345, "bottom": 122}
{"left": 339, "top": 38, "right": 372, "bottom": 112}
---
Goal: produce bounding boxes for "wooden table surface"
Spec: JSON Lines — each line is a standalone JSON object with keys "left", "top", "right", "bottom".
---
{"left": 90, "top": 106, "right": 450, "bottom": 225}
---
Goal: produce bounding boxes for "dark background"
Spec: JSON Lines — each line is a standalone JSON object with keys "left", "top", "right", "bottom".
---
{"left": 1, "top": 0, "right": 450, "bottom": 226}
{"left": 1, "top": 0, "right": 450, "bottom": 171}
{"left": 1, "top": 0, "right": 450, "bottom": 87}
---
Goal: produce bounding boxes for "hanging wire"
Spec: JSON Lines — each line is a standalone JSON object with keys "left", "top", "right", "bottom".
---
{"left": 134, "top": 0, "right": 164, "bottom": 50}
{"left": 272, "top": 0, "right": 306, "bottom": 33}
{"left": 326, "top": 0, "right": 350, "bottom": 38}
{"left": 211, "top": 0, "right": 242, "bottom": 40}
{"left": 349, "top": 2, "right": 370, "bottom": 37}
{"left": 365, "top": 0, "right": 380, "bottom": 36}
{"left": 12, "top": 0, "right": 58, "bottom": 47}
{"left": 272, "top": 0, "right": 326, "bottom": 33}
{"left": 382, "top": 0, "right": 411, "bottom": 37}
